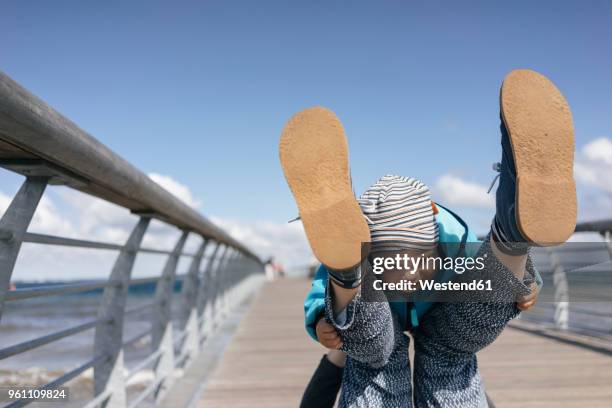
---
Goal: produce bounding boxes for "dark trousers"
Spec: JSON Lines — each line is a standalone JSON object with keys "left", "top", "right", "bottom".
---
{"left": 300, "top": 354, "right": 343, "bottom": 408}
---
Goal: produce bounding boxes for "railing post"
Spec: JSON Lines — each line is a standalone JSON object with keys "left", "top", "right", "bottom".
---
{"left": 226, "top": 253, "right": 241, "bottom": 306}
{"left": 211, "top": 247, "right": 232, "bottom": 325}
{"left": 218, "top": 251, "right": 233, "bottom": 316}
{"left": 547, "top": 248, "right": 569, "bottom": 330}
{"left": 604, "top": 231, "right": 612, "bottom": 260}
{"left": 177, "top": 238, "right": 208, "bottom": 368}
{"left": 93, "top": 217, "right": 150, "bottom": 408}
{"left": 196, "top": 241, "right": 219, "bottom": 341}
{"left": 0, "top": 177, "right": 48, "bottom": 321}
{"left": 151, "top": 231, "right": 188, "bottom": 403}
{"left": 224, "top": 252, "right": 241, "bottom": 313}
{"left": 236, "top": 254, "right": 250, "bottom": 303}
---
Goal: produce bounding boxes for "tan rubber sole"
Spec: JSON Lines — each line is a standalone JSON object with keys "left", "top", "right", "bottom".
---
{"left": 501, "top": 69, "right": 577, "bottom": 245}
{"left": 279, "top": 107, "right": 370, "bottom": 270}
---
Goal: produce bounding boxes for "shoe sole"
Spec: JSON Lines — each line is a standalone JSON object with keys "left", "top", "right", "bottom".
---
{"left": 501, "top": 69, "right": 577, "bottom": 245}
{"left": 279, "top": 107, "right": 370, "bottom": 270}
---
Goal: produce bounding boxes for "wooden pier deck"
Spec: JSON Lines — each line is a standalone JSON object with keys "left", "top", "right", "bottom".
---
{"left": 197, "top": 279, "right": 612, "bottom": 407}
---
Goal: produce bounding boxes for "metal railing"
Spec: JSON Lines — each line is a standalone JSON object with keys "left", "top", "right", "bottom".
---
{"left": 0, "top": 71, "right": 265, "bottom": 407}
{"left": 522, "top": 221, "right": 612, "bottom": 340}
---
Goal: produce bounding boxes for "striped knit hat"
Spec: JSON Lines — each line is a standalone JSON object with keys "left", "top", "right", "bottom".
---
{"left": 358, "top": 175, "right": 439, "bottom": 253}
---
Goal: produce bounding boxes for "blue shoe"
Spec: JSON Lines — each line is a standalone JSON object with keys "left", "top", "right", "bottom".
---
{"left": 491, "top": 69, "right": 577, "bottom": 254}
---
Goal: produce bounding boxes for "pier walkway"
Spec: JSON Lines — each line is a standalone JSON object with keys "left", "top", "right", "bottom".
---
{"left": 194, "top": 279, "right": 612, "bottom": 408}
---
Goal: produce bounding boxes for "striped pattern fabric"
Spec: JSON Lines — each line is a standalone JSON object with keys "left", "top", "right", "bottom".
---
{"left": 358, "top": 175, "right": 438, "bottom": 252}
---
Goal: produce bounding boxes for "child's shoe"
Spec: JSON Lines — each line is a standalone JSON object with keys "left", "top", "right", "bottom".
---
{"left": 492, "top": 69, "right": 576, "bottom": 254}
{"left": 279, "top": 107, "right": 370, "bottom": 280}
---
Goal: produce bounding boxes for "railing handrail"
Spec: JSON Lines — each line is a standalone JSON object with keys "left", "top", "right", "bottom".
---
{"left": 0, "top": 70, "right": 260, "bottom": 262}
{"left": 477, "top": 218, "right": 612, "bottom": 241}
{"left": 574, "top": 218, "right": 612, "bottom": 234}
{"left": 0, "top": 71, "right": 266, "bottom": 408}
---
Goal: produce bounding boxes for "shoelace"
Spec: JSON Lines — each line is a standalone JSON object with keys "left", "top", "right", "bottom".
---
{"left": 486, "top": 162, "right": 502, "bottom": 194}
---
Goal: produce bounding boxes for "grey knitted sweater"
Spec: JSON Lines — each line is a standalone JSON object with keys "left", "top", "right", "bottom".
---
{"left": 324, "top": 235, "right": 535, "bottom": 407}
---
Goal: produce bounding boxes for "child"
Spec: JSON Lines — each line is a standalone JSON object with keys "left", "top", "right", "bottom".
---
{"left": 280, "top": 69, "right": 575, "bottom": 407}
{"left": 299, "top": 196, "right": 539, "bottom": 407}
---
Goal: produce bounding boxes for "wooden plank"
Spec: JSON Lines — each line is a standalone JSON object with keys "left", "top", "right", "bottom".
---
{"left": 479, "top": 325, "right": 612, "bottom": 407}
{"left": 199, "top": 279, "right": 612, "bottom": 407}
{"left": 198, "top": 279, "right": 324, "bottom": 407}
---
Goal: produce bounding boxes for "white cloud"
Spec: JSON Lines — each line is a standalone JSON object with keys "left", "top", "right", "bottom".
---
{"left": 582, "top": 137, "right": 612, "bottom": 166}
{"left": 0, "top": 192, "right": 75, "bottom": 237}
{"left": 432, "top": 138, "right": 612, "bottom": 222}
{"left": 148, "top": 173, "right": 201, "bottom": 209}
{"left": 0, "top": 192, "right": 11, "bottom": 217}
{"left": 56, "top": 188, "right": 135, "bottom": 242}
{"left": 53, "top": 187, "right": 193, "bottom": 252}
{"left": 573, "top": 137, "right": 612, "bottom": 221}
{"left": 575, "top": 137, "right": 612, "bottom": 194}
{"left": 211, "top": 216, "right": 315, "bottom": 271}
{"left": 1, "top": 172, "right": 314, "bottom": 280}
{"left": 0, "top": 173, "right": 207, "bottom": 280}
{"left": 433, "top": 174, "right": 495, "bottom": 209}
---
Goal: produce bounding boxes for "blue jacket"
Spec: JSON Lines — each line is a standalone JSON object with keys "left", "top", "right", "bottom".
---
{"left": 304, "top": 203, "right": 481, "bottom": 341}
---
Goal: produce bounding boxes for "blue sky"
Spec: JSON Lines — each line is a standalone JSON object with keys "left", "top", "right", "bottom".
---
{"left": 1, "top": 1, "right": 611, "bottom": 273}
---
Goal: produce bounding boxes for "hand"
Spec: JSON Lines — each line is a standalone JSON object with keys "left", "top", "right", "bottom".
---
{"left": 316, "top": 317, "right": 343, "bottom": 349}
{"left": 517, "top": 281, "right": 539, "bottom": 311}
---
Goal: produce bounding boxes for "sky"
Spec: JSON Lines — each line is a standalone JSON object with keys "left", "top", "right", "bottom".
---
{"left": 1, "top": 0, "right": 611, "bottom": 278}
